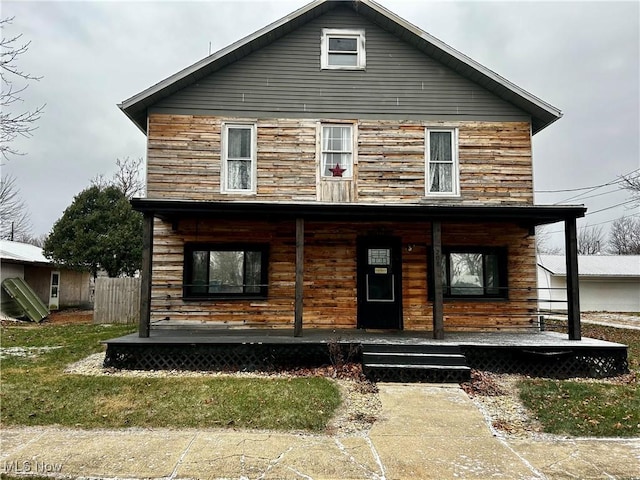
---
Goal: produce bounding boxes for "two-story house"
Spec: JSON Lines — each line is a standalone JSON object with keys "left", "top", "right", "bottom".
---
{"left": 107, "top": 0, "right": 628, "bottom": 378}
{"left": 121, "top": 0, "right": 585, "bottom": 337}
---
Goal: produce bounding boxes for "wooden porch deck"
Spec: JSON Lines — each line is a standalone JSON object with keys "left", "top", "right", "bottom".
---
{"left": 103, "top": 328, "right": 628, "bottom": 381}
{"left": 105, "top": 327, "right": 623, "bottom": 348}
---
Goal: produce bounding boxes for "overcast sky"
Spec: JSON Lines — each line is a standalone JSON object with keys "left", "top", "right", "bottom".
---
{"left": 3, "top": 0, "right": 639, "bottom": 248}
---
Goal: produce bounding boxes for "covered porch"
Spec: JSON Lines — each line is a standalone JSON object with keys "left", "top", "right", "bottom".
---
{"left": 131, "top": 199, "right": 587, "bottom": 340}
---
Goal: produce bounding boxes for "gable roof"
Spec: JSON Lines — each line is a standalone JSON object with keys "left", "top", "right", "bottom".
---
{"left": 119, "top": 0, "right": 562, "bottom": 135}
{"left": 538, "top": 255, "right": 640, "bottom": 278}
{"left": 0, "top": 240, "right": 50, "bottom": 266}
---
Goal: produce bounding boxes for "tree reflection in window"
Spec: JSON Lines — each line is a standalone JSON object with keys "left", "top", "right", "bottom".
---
{"left": 437, "top": 248, "right": 506, "bottom": 298}
{"left": 185, "top": 245, "right": 268, "bottom": 298}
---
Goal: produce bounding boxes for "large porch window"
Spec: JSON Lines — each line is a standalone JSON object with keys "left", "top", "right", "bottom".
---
{"left": 431, "top": 247, "right": 508, "bottom": 299}
{"left": 183, "top": 244, "right": 268, "bottom": 299}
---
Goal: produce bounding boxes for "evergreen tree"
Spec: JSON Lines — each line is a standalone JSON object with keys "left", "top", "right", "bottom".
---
{"left": 43, "top": 185, "right": 142, "bottom": 277}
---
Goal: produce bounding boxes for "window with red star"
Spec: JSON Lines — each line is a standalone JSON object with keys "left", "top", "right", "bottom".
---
{"left": 321, "top": 124, "right": 353, "bottom": 178}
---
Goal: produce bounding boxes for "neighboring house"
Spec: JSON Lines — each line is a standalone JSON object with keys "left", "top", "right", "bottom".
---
{"left": 119, "top": 0, "right": 586, "bottom": 341}
{"left": 538, "top": 255, "right": 640, "bottom": 313}
{"left": 0, "top": 240, "right": 92, "bottom": 314}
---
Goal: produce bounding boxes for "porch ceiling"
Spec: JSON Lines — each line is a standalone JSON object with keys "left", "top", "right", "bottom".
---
{"left": 131, "top": 199, "right": 585, "bottom": 228}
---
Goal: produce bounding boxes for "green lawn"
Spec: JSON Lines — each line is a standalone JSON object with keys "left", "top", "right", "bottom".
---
{"left": 0, "top": 323, "right": 341, "bottom": 431}
{"left": 518, "top": 322, "right": 640, "bottom": 437}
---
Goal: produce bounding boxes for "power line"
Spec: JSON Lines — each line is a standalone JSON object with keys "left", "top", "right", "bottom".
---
{"left": 558, "top": 182, "right": 619, "bottom": 204}
{"left": 535, "top": 167, "right": 638, "bottom": 194}
{"left": 549, "top": 168, "right": 640, "bottom": 204}
{"left": 585, "top": 198, "right": 638, "bottom": 216}
{"left": 564, "top": 187, "right": 620, "bottom": 202}
{"left": 535, "top": 180, "right": 622, "bottom": 194}
{"left": 541, "top": 212, "right": 640, "bottom": 234}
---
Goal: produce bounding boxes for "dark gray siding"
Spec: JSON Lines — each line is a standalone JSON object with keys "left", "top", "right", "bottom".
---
{"left": 153, "top": 6, "right": 528, "bottom": 121}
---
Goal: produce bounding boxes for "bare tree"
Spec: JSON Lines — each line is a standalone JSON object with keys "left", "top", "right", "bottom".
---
{"left": 23, "top": 232, "right": 47, "bottom": 247}
{"left": 620, "top": 171, "right": 640, "bottom": 203}
{"left": 1, "top": 17, "right": 45, "bottom": 161}
{"left": 91, "top": 156, "right": 145, "bottom": 199}
{"left": 577, "top": 224, "right": 605, "bottom": 255}
{"left": 608, "top": 216, "right": 640, "bottom": 254}
{"left": 0, "top": 173, "right": 32, "bottom": 241}
{"left": 535, "top": 225, "right": 563, "bottom": 255}
{"left": 113, "top": 156, "right": 145, "bottom": 198}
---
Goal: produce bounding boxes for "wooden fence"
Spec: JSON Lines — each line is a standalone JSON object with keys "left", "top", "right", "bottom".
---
{"left": 93, "top": 277, "right": 140, "bottom": 324}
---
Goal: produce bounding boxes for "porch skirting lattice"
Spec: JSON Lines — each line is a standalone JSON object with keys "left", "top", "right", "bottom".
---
{"left": 103, "top": 330, "right": 629, "bottom": 380}
{"left": 103, "top": 343, "right": 335, "bottom": 372}
{"left": 462, "top": 346, "right": 628, "bottom": 379}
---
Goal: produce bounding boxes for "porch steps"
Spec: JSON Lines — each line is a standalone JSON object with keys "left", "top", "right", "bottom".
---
{"left": 362, "top": 344, "right": 471, "bottom": 383}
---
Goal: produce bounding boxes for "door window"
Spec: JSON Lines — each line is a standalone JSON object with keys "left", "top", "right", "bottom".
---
{"left": 366, "top": 248, "right": 394, "bottom": 302}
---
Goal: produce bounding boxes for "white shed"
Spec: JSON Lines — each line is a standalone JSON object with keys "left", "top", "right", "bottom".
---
{"left": 1, "top": 240, "right": 92, "bottom": 312}
{"left": 537, "top": 255, "right": 640, "bottom": 313}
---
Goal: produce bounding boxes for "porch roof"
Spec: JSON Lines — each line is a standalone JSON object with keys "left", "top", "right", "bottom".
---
{"left": 131, "top": 198, "right": 585, "bottom": 227}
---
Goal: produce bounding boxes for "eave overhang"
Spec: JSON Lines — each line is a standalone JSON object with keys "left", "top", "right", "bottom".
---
{"left": 119, "top": 0, "right": 562, "bottom": 135}
{"left": 131, "top": 199, "right": 585, "bottom": 228}
{"left": 0, "top": 258, "right": 52, "bottom": 268}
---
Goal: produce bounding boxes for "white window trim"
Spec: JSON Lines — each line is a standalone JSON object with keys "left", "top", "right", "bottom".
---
{"left": 321, "top": 29, "right": 366, "bottom": 70}
{"left": 221, "top": 123, "right": 257, "bottom": 194}
{"left": 319, "top": 122, "right": 356, "bottom": 179}
{"left": 425, "top": 127, "right": 460, "bottom": 197}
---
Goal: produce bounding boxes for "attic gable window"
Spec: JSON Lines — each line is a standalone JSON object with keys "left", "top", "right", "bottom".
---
{"left": 321, "top": 29, "right": 365, "bottom": 70}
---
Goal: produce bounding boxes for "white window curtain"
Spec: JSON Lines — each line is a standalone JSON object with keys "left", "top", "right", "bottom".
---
{"left": 322, "top": 125, "right": 352, "bottom": 177}
{"left": 429, "top": 131, "right": 453, "bottom": 193}
{"left": 226, "top": 127, "right": 252, "bottom": 190}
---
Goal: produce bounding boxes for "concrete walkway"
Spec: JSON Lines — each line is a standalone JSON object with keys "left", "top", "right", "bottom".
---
{"left": 1, "top": 384, "right": 639, "bottom": 479}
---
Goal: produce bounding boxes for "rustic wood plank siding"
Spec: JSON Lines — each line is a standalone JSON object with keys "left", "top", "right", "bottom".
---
{"left": 458, "top": 122, "right": 534, "bottom": 204}
{"left": 357, "top": 121, "right": 426, "bottom": 201}
{"left": 147, "top": 115, "right": 318, "bottom": 201}
{"left": 439, "top": 223, "right": 538, "bottom": 331}
{"left": 148, "top": 115, "right": 532, "bottom": 205}
{"left": 152, "top": 6, "right": 528, "bottom": 122}
{"left": 150, "top": 219, "right": 536, "bottom": 331}
{"left": 258, "top": 119, "right": 318, "bottom": 200}
{"left": 146, "top": 115, "right": 222, "bottom": 200}
{"left": 150, "top": 218, "right": 296, "bottom": 326}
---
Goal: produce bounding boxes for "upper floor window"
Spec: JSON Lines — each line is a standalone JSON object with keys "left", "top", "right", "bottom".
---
{"left": 321, "top": 29, "right": 366, "bottom": 70}
{"left": 222, "top": 123, "right": 256, "bottom": 193}
{"left": 321, "top": 124, "right": 353, "bottom": 178}
{"left": 426, "top": 128, "right": 459, "bottom": 196}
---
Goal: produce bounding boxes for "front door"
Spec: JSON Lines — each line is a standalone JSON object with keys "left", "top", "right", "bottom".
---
{"left": 357, "top": 237, "right": 402, "bottom": 329}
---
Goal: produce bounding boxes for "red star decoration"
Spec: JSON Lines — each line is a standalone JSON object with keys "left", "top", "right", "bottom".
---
{"left": 329, "top": 163, "right": 346, "bottom": 177}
